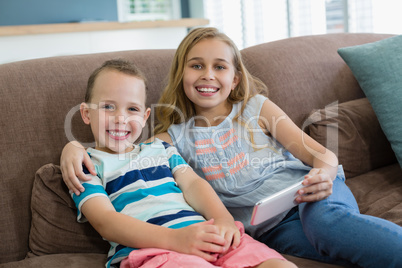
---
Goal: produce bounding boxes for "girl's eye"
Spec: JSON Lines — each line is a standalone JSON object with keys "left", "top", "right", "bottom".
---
{"left": 216, "top": 65, "right": 225, "bottom": 70}
{"left": 192, "top": 64, "right": 202, "bottom": 70}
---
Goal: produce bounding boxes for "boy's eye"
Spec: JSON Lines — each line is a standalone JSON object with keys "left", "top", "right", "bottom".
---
{"left": 101, "top": 104, "right": 114, "bottom": 110}
{"left": 128, "top": 107, "right": 139, "bottom": 112}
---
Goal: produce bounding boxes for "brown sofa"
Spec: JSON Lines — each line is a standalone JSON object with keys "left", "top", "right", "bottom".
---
{"left": 1, "top": 33, "right": 401, "bottom": 268}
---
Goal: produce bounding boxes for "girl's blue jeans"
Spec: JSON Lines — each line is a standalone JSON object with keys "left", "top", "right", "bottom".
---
{"left": 257, "top": 176, "right": 402, "bottom": 268}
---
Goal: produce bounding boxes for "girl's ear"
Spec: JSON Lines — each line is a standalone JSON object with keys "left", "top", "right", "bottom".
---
{"left": 232, "top": 72, "right": 241, "bottom": 90}
{"left": 80, "top": 102, "right": 91, "bottom": 125}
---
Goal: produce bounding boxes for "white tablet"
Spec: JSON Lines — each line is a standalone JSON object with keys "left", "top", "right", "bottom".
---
{"left": 250, "top": 181, "right": 304, "bottom": 225}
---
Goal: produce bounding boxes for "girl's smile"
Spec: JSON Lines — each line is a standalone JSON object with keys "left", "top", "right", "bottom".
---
{"left": 183, "top": 38, "right": 239, "bottom": 121}
{"left": 195, "top": 85, "right": 220, "bottom": 95}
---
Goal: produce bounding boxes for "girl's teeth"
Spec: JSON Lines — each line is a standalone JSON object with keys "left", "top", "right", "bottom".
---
{"left": 109, "top": 131, "right": 128, "bottom": 137}
{"left": 197, "top": 87, "right": 218, "bottom": 93}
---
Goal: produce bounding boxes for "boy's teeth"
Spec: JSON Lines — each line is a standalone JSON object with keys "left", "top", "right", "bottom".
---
{"left": 197, "top": 87, "right": 218, "bottom": 93}
{"left": 109, "top": 131, "right": 128, "bottom": 137}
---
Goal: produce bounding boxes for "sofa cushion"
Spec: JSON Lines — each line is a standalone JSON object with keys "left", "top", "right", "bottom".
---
{"left": 338, "top": 35, "right": 402, "bottom": 168}
{"left": 29, "top": 163, "right": 109, "bottom": 256}
{"left": 307, "top": 98, "right": 396, "bottom": 178}
{"left": 8, "top": 253, "right": 107, "bottom": 268}
{"left": 345, "top": 163, "right": 402, "bottom": 226}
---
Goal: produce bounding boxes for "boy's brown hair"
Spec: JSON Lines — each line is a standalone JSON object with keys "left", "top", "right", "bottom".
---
{"left": 85, "top": 59, "right": 147, "bottom": 103}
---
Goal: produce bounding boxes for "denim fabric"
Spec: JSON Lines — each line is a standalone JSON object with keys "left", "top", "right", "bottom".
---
{"left": 258, "top": 176, "right": 402, "bottom": 268}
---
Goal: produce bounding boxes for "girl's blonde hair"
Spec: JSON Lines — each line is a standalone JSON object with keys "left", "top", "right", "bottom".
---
{"left": 154, "top": 27, "right": 267, "bottom": 134}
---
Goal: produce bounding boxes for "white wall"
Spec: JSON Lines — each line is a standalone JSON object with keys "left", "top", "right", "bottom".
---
{"left": 0, "top": 27, "right": 187, "bottom": 64}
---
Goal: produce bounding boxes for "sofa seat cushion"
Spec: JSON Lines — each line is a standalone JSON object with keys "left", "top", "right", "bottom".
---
{"left": 5, "top": 253, "right": 106, "bottom": 268}
{"left": 306, "top": 98, "right": 396, "bottom": 178}
{"left": 338, "top": 35, "right": 402, "bottom": 168}
{"left": 29, "top": 164, "right": 109, "bottom": 256}
{"left": 345, "top": 164, "right": 402, "bottom": 225}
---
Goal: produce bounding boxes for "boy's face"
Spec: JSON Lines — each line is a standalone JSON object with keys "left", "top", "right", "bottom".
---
{"left": 81, "top": 69, "right": 150, "bottom": 154}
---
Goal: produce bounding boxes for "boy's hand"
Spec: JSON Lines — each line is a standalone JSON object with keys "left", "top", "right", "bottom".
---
{"left": 296, "top": 168, "right": 333, "bottom": 203}
{"left": 169, "top": 219, "right": 226, "bottom": 262}
{"left": 213, "top": 218, "right": 241, "bottom": 252}
{"left": 60, "top": 141, "right": 96, "bottom": 196}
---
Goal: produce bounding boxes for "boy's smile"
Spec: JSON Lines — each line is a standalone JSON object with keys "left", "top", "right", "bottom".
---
{"left": 81, "top": 69, "right": 150, "bottom": 154}
{"left": 108, "top": 130, "right": 130, "bottom": 140}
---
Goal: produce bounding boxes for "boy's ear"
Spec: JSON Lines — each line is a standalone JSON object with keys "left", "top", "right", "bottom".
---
{"left": 141, "top": 107, "right": 151, "bottom": 128}
{"left": 80, "top": 102, "right": 91, "bottom": 125}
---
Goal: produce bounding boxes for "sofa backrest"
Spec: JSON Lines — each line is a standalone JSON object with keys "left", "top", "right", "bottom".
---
{"left": 0, "top": 33, "right": 392, "bottom": 263}
{"left": 241, "top": 33, "right": 393, "bottom": 127}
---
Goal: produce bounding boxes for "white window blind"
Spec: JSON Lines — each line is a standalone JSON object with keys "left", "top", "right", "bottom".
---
{"left": 202, "top": 0, "right": 401, "bottom": 49}
{"left": 117, "top": 0, "right": 181, "bottom": 22}
{"left": 203, "top": 0, "right": 288, "bottom": 49}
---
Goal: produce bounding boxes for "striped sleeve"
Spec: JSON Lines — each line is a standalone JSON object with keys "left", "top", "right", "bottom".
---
{"left": 71, "top": 173, "right": 108, "bottom": 223}
{"left": 162, "top": 141, "right": 191, "bottom": 174}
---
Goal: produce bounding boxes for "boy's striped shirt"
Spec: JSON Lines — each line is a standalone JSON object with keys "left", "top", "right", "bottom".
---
{"left": 71, "top": 138, "right": 205, "bottom": 267}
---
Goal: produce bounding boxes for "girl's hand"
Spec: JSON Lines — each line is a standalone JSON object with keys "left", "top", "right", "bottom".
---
{"left": 296, "top": 168, "right": 333, "bottom": 203}
{"left": 169, "top": 219, "right": 226, "bottom": 262}
{"left": 60, "top": 141, "right": 96, "bottom": 195}
{"left": 213, "top": 218, "right": 241, "bottom": 252}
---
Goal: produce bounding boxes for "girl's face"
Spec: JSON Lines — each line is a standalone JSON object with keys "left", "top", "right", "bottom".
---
{"left": 183, "top": 38, "right": 240, "bottom": 117}
{"left": 81, "top": 70, "right": 150, "bottom": 154}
